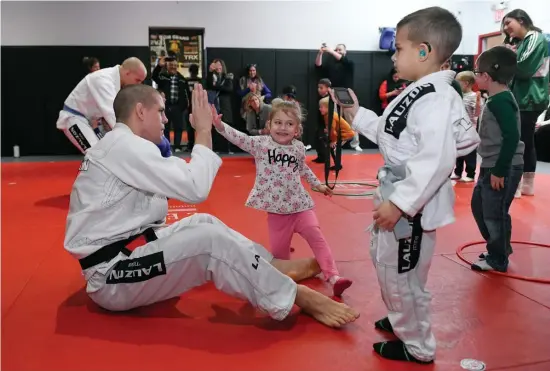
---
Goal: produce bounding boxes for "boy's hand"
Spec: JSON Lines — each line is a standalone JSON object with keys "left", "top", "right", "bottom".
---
{"left": 329, "top": 88, "right": 360, "bottom": 119}
{"left": 373, "top": 201, "right": 403, "bottom": 231}
{"left": 490, "top": 174, "right": 504, "bottom": 191}
{"left": 313, "top": 184, "right": 333, "bottom": 197}
{"left": 330, "top": 141, "right": 336, "bottom": 148}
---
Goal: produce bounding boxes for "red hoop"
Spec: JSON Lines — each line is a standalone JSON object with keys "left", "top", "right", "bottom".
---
{"left": 456, "top": 241, "right": 550, "bottom": 284}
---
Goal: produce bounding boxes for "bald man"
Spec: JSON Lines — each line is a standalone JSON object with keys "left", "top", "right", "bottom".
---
{"left": 56, "top": 57, "right": 147, "bottom": 153}
{"left": 64, "top": 83, "right": 359, "bottom": 328}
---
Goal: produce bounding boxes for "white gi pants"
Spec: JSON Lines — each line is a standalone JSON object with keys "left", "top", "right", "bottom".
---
{"left": 60, "top": 114, "right": 99, "bottom": 154}
{"left": 370, "top": 214, "right": 437, "bottom": 362}
{"left": 87, "top": 213, "right": 298, "bottom": 321}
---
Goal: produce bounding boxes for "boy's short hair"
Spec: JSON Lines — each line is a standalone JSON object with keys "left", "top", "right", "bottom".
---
{"left": 477, "top": 46, "right": 517, "bottom": 84}
{"left": 319, "top": 96, "right": 330, "bottom": 106}
{"left": 318, "top": 78, "right": 332, "bottom": 87}
{"left": 456, "top": 71, "right": 476, "bottom": 85}
{"left": 271, "top": 97, "right": 284, "bottom": 107}
{"left": 397, "top": 6, "right": 462, "bottom": 64}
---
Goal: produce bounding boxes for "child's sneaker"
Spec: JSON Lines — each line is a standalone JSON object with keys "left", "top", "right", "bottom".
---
{"left": 471, "top": 259, "right": 494, "bottom": 271}
{"left": 450, "top": 174, "right": 460, "bottom": 180}
{"left": 461, "top": 176, "right": 475, "bottom": 182}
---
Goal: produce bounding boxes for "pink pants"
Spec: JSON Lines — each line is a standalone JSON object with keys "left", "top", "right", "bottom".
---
{"left": 267, "top": 209, "right": 339, "bottom": 280}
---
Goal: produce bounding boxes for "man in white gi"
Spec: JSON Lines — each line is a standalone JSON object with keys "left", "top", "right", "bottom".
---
{"left": 64, "top": 83, "right": 359, "bottom": 328}
{"left": 56, "top": 57, "right": 147, "bottom": 153}
{"left": 332, "top": 7, "right": 480, "bottom": 364}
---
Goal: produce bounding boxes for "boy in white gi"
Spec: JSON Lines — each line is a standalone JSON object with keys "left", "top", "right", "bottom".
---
{"left": 64, "top": 84, "right": 360, "bottom": 329}
{"left": 56, "top": 57, "right": 147, "bottom": 153}
{"left": 333, "top": 6, "right": 480, "bottom": 364}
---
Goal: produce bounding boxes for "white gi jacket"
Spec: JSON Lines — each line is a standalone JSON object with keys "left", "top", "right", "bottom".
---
{"left": 56, "top": 66, "right": 121, "bottom": 130}
{"left": 64, "top": 123, "right": 222, "bottom": 280}
{"left": 352, "top": 70, "right": 480, "bottom": 231}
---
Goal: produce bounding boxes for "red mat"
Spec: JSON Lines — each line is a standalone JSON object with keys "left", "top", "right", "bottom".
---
{"left": 2, "top": 154, "right": 550, "bottom": 371}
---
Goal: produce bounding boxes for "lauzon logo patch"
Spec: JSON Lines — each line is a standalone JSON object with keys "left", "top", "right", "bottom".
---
{"left": 268, "top": 148, "right": 299, "bottom": 172}
{"left": 106, "top": 251, "right": 167, "bottom": 284}
{"left": 68, "top": 125, "right": 92, "bottom": 151}
{"left": 398, "top": 215, "right": 423, "bottom": 274}
{"left": 385, "top": 83, "right": 436, "bottom": 139}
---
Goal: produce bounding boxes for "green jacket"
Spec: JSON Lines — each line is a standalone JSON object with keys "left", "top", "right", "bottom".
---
{"left": 511, "top": 31, "right": 549, "bottom": 112}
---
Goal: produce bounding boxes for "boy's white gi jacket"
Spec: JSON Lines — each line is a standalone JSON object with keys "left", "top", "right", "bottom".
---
{"left": 64, "top": 123, "right": 222, "bottom": 280}
{"left": 352, "top": 70, "right": 480, "bottom": 231}
{"left": 56, "top": 66, "right": 122, "bottom": 130}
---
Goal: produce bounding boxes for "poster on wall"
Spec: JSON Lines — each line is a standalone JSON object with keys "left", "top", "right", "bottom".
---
{"left": 148, "top": 27, "right": 205, "bottom": 80}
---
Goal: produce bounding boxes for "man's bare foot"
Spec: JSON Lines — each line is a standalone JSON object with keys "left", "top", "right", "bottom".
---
{"left": 294, "top": 285, "right": 359, "bottom": 328}
{"left": 271, "top": 258, "right": 321, "bottom": 282}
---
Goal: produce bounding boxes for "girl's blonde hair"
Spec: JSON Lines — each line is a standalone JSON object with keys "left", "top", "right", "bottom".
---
{"left": 456, "top": 71, "right": 476, "bottom": 85}
{"left": 319, "top": 96, "right": 330, "bottom": 106}
{"left": 267, "top": 100, "right": 306, "bottom": 137}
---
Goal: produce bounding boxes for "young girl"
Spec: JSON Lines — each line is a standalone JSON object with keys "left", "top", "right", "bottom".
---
{"left": 212, "top": 101, "right": 353, "bottom": 296}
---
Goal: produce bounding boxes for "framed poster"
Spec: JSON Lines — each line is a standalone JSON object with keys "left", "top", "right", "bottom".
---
{"left": 148, "top": 27, "right": 205, "bottom": 79}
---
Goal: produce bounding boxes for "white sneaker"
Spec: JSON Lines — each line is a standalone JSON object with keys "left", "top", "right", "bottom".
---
{"left": 461, "top": 176, "right": 475, "bottom": 182}
{"left": 354, "top": 146, "right": 363, "bottom": 152}
{"left": 471, "top": 259, "right": 494, "bottom": 271}
{"left": 521, "top": 172, "right": 535, "bottom": 196}
{"left": 450, "top": 174, "right": 460, "bottom": 180}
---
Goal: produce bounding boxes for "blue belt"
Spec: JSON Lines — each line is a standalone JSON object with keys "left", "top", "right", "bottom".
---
{"left": 63, "top": 104, "right": 86, "bottom": 119}
{"left": 63, "top": 104, "right": 105, "bottom": 139}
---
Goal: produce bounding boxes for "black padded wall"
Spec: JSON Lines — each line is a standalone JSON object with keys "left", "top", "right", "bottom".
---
{"left": 207, "top": 48, "right": 395, "bottom": 151}
{"left": 1, "top": 46, "right": 398, "bottom": 157}
{"left": 1, "top": 46, "right": 150, "bottom": 157}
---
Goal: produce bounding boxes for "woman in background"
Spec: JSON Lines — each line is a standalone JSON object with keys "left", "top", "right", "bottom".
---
{"left": 378, "top": 68, "right": 406, "bottom": 110}
{"left": 206, "top": 59, "right": 235, "bottom": 153}
{"left": 501, "top": 9, "right": 549, "bottom": 197}
{"left": 83, "top": 57, "right": 100, "bottom": 73}
{"left": 237, "top": 64, "right": 272, "bottom": 117}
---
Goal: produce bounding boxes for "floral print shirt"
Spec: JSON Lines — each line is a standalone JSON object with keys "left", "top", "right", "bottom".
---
{"left": 218, "top": 123, "right": 321, "bottom": 214}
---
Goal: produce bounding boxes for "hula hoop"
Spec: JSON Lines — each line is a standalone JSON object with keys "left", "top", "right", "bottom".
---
{"left": 456, "top": 241, "right": 550, "bottom": 284}
{"left": 314, "top": 181, "right": 378, "bottom": 197}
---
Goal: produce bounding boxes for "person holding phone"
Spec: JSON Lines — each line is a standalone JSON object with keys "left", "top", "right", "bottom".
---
{"left": 152, "top": 55, "right": 192, "bottom": 153}
{"left": 315, "top": 43, "right": 362, "bottom": 152}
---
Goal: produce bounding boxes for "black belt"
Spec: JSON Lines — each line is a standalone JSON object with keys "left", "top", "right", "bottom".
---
{"left": 79, "top": 228, "right": 158, "bottom": 270}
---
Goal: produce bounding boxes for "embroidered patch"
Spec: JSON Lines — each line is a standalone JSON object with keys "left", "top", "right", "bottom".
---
{"left": 68, "top": 124, "right": 92, "bottom": 151}
{"left": 384, "top": 83, "right": 436, "bottom": 139}
{"left": 106, "top": 251, "right": 167, "bottom": 284}
{"left": 397, "top": 215, "right": 423, "bottom": 274}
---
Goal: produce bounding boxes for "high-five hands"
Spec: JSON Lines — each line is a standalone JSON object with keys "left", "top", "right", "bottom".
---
{"left": 189, "top": 84, "right": 213, "bottom": 133}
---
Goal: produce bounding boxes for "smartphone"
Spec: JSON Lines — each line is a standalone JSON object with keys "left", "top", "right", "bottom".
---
{"left": 333, "top": 87, "right": 355, "bottom": 107}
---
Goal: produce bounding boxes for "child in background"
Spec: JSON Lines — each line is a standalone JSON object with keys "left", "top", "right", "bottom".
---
{"left": 319, "top": 96, "right": 356, "bottom": 171}
{"left": 471, "top": 46, "right": 524, "bottom": 272}
{"left": 312, "top": 79, "right": 332, "bottom": 163}
{"left": 280, "top": 85, "right": 311, "bottom": 150}
{"left": 452, "top": 71, "right": 482, "bottom": 182}
{"left": 212, "top": 101, "right": 353, "bottom": 297}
